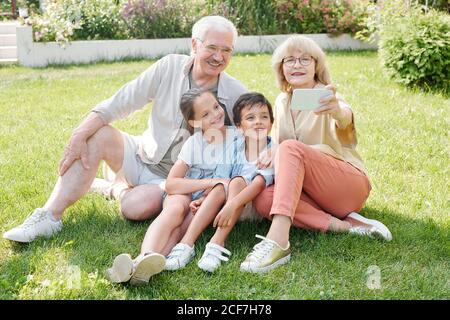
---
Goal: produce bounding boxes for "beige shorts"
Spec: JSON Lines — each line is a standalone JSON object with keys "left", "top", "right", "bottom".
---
{"left": 102, "top": 132, "right": 165, "bottom": 188}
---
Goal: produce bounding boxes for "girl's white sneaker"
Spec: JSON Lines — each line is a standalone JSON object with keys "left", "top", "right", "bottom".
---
{"left": 129, "top": 252, "right": 166, "bottom": 286}
{"left": 106, "top": 253, "right": 133, "bottom": 283}
{"left": 197, "top": 242, "right": 231, "bottom": 273}
{"left": 106, "top": 252, "right": 166, "bottom": 285}
{"left": 165, "top": 243, "right": 195, "bottom": 270}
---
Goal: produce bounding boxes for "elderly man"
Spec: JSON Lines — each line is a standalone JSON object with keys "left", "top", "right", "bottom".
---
{"left": 4, "top": 16, "right": 247, "bottom": 243}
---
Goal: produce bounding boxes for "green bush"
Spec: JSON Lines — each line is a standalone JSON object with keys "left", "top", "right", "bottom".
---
{"left": 204, "top": 0, "right": 370, "bottom": 35}
{"left": 202, "top": 0, "right": 279, "bottom": 35}
{"left": 25, "top": 0, "right": 127, "bottom": 43}
{"left": 418, "top": 0, "right": 449, "bottom": 13}
{"left": 25, "top": 0, "right": 84, "bottom": 44}
{"left": 24, "top": 0, "right": 371, "bottom": 41}
{"left": 73, "top": 0, "right": 127, "bottom": 40}
{"left": 281, "top": 0, "right": 370, "bottom": 35}
{"left": 379, "top": 4, "right": 450, "bottom": 92}
{"left": 121, "top": 0, "right": 198, "bottom": 39}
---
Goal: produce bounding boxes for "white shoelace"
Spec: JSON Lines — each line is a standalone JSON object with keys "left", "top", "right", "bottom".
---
{"left": 350, "top": 226, "right": 374, "bottom": 236}
{"left": 247, "top": 235, "right": 275, "bottom": 262}
{"left": 22, "top": 209, "right": 48, "bottom": 230}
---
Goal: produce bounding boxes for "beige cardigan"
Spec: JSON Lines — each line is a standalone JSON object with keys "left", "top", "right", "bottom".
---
{"left": 272, "top": 90, "right": 368, "bottom": 176}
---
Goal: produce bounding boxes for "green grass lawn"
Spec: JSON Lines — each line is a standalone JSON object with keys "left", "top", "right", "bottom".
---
{"left": 0, "top": 51, "right": 448, "bottom": 300}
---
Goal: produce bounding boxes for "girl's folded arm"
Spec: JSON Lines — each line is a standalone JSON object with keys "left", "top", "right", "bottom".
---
{"left": 165, "top": 160, "right": 226, "bottom": 195}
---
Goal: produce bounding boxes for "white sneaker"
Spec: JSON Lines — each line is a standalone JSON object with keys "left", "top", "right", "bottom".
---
{"left": 106, "top": 252, "right": 166, "bottom": 285}
{"left": 347, "top": 212, "right": 393, "bottom": 241}
{"left": 197, "top": 242, "right": 231, "bottom": 273}
{"left": 164, "top": 243, "right": 195, "bottom": 271}
{"left": 3, "top": 208, "right": 62, "bottom": 243}
{"left": 240, "top": 235, "right": 291, "bottom": 273}
{"left": 130, "top": 252, "right": 166, "bottom": 286}
{"left": 106, "top": 253, "right": 134, "bottom": 283}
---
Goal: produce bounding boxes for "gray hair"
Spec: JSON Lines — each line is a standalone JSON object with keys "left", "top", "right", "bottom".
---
{"left": 191, "top": 15, "right": 238, "bottom": 45}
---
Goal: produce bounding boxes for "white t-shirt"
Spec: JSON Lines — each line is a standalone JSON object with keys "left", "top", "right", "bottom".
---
{"left": 178, "top": 126, "right": 238, "bottom": 180}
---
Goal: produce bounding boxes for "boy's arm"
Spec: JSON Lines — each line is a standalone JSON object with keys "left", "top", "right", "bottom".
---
{"left": 229, "top": 175, "right": 266, "bottom": 210}
{"left": 165, "top": 160, "right": 228, "bottom": 195}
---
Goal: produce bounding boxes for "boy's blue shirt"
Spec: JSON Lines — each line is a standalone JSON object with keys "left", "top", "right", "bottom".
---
{"left": 214, "top": 133, "right": 274, "bottom": 187}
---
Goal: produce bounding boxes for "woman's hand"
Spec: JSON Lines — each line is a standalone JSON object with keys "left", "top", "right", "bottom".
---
{"left": 314, "top": 84, "right": 345, "bottom": 121}
{"left": 256, "top": 148, "right": 274, "bottom": 169}
{"left": 58, "top": 134, "right": 90, "bottom": 176}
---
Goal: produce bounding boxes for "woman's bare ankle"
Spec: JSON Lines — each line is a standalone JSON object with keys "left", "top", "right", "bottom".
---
{"left": 328, "top": 216, "right": 352, "bottom": 233}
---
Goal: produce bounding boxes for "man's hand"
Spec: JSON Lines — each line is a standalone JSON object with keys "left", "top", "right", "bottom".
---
{"left": 58, "top": 134, "right": 90, "bottom": 176}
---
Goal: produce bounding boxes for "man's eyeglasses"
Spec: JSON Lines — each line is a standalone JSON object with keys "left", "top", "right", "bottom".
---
{"left": 196, "top": 38, "right": 233, "bottom": 55}
{"left": 283, "top": 55, "right": 315, "bottom": 67}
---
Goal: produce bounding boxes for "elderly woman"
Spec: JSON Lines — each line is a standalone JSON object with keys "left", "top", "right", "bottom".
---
{"left": 240, "top": 35, "right": 392, "bottom": 274}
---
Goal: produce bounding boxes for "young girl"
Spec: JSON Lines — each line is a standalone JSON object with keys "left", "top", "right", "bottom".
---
{"left": 106, "top": 88, "right": 237, "bottom": 285}
{"left": 165, "top": 92, "right": 274, "bottom": 273}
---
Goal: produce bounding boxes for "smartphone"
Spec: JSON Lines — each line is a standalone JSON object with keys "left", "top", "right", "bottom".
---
{"left": 290, "top": 88, "right": 333, "bottom": 111}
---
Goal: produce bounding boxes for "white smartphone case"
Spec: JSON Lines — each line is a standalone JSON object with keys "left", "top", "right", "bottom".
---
{"left": 290, "top": 88, "right": 333, "bottom": 110}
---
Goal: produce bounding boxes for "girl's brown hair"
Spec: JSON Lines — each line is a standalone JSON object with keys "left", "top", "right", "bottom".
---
{"left": 180, "top": 88, "right": 210, "bottom": 134}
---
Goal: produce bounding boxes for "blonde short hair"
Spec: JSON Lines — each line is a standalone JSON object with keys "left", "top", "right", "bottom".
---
{"left": 272, "top": 35, "right": 332, "bottom": 94}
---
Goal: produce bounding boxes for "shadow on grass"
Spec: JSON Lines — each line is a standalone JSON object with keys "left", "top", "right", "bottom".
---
{"left": 1, "top": 203, "right": 447, "bottom": 299}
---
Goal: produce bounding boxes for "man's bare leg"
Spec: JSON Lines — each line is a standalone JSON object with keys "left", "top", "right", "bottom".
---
{"left": 44, "top": 126, "right": 124, "bottom": 219}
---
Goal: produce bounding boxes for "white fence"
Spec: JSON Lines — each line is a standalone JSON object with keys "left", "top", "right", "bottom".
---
{"left": 16, "top": 26, "right": 377, "bottom": 67}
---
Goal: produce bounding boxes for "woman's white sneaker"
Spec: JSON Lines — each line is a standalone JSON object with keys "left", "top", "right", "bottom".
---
{"left": 3, "top": 208, "right": 62, "bottom": 243}
{"left": 165, "top": 243, "right": 195, "bottom": 270}
{"left": 240, "top": 235, "right": 291, "bottom": 273}
{"left": 197, "top": 242, "right": 231, "bottom": 273}
{"left": 347, "top": 212, "right": 393, "bottom": 241}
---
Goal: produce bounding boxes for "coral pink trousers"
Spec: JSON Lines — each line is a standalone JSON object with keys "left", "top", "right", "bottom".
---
{"left": 254, "top": 140, "right": 371, "bottom": 232}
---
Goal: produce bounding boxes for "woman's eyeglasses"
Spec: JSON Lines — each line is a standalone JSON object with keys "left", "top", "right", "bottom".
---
{"left": 283, "top": 55, "right": 314, "bottom": 67}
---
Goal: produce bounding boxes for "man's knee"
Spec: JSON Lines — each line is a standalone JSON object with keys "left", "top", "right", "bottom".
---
{"left": 88, "top": 126, "right": 124, "bottom": 171}
{"left": 120, "top": 191, "right": 162, "bottom": 221}
{"left": 88, "top": 126, "right": 115, "bottom": 147}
